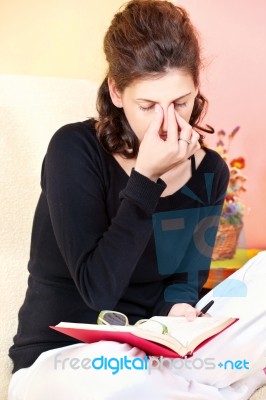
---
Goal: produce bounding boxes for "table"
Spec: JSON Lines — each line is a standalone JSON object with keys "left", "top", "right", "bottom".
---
{"left": 203, "top": 248, "right": 261, "bottom": 290}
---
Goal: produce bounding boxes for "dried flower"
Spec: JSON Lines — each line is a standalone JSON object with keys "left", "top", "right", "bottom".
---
{"left": 215, "top": 127, "right": 247, "bottom": 226}
{"left": 230, "top": 157, "right": 245, "bottom": 169}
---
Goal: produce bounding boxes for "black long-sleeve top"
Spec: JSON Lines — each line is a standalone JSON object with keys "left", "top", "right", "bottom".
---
{"left": 9, "top": 119, "right": 229, "bottom": 372}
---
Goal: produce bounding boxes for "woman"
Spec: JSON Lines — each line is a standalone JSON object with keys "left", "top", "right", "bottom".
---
{"left": 8, "top": 1, "right": 266, "bottom": 399}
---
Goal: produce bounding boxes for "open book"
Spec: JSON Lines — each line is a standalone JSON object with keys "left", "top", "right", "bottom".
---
{"left": 51, "top": 316, "right": 237, "bottom": 358}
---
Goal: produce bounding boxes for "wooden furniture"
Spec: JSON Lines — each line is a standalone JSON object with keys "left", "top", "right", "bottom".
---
{"left": 204, "top": 248, "right": 261, "bottom": 289}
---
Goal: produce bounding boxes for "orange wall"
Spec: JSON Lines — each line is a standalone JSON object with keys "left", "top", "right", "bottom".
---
{"left": 1, "top": 0, "right": 265, "bottom": 248}
{"left": 177, "top": 0, "right": 266, "bottom": 249}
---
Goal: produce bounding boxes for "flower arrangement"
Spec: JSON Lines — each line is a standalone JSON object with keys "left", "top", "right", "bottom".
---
{"left": 215, "top": 126, "right": 247, "bottom": 227}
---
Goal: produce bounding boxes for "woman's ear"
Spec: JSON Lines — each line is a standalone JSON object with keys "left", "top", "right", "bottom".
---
{"left": 108, "top": 78, "right": 123, "bottom": 108}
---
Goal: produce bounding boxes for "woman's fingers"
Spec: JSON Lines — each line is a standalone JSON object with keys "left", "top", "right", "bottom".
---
{"left": 175, "top": 112, "right": 192, "bottom": 139}
{"left": 186, "top": 130, "right": 201, "bottom": 156}
{"left": 168, "top": 303, "right": 213, "bottom": 321}
{"left": 167, "top": 106, "right": 201, "bottom": 162}
{"left": 175, "top": 111, "right": 191, "bottom": 131}
{"left": 166, "top": 103, "right": 178, "bottom": 144}
{"left": 168, "top": 303, "right": 198, "bottom": 321}
{"left": 145, "top": 103, "right": 164, "bottom": 139}
{"left": 184, "top": 304, "right": 198, "bottom": 321}
{"left": 174, "top": 112, "right": 195, "bottom": 155}
{"left": 175, "top": 112, "right": 201, "bottom": 155}
{"left": 135, "top": 104, "right": 200, "bottom": 180}
{"left": 189, "top": 129, "right": 200, "bottom": 145}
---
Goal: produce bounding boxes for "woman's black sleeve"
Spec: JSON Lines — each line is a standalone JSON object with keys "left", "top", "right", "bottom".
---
{"left": 42, "top": 123, "right": 166, "bottom": 311}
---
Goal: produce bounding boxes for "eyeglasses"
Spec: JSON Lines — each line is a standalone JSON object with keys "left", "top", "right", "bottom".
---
{"left": 97, "top": 310, "right": 168, "bottom": 335}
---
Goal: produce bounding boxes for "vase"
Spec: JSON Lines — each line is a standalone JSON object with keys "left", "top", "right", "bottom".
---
{"left": 212, "top": 223, "right": 243, "bottom": 261}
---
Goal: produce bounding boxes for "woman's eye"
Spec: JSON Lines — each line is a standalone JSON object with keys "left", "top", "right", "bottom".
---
{"left": 174, "top": 102, "right": 187, "bottom": 109}
{"left": 138, "top": 105, "right": 154, "bottom": 112}
{"left": 138, "top": 103, "right": 187, "bottom": 112}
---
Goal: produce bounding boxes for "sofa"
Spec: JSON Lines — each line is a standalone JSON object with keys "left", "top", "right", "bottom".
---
{"left": 0, "top": 74, "right": 264, "bottom": 400}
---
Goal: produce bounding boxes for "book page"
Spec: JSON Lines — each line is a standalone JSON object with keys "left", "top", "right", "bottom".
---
{"left": 56, "top": 322, "right": 134, "bottom": 332}
{"left": 54, "top": 316, "right": 236, "bottom": 356}
{"left": 137, "top": 316, "right": 234, "bottom": 348}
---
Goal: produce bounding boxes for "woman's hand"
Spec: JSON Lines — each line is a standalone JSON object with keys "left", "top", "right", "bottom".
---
{"left": 168, "top": 303, "right": 204, "bottom": 321}
{"left": 134, "top": 103, "right": 200, "bottom": 181}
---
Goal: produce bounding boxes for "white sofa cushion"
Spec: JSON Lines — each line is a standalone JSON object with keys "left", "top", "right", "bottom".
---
{"left": 0, "top": 74, "right": 98, "bottom": 399}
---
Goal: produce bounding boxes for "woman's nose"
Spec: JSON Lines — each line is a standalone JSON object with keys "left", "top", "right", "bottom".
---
{"left": 162, "top": 109, "right": 168, "bottom": 133}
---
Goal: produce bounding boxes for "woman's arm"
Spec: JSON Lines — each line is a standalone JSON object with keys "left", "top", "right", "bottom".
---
{"left": 42, "top": 122, "right": 166, "bottom": 311}
{"left": 151, "top": 157, "right": 230, "bottom": 318}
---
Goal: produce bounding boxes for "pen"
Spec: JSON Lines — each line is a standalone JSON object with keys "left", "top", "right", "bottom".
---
{"left": 198, "top": 300, "right": 214, "bottom": 317}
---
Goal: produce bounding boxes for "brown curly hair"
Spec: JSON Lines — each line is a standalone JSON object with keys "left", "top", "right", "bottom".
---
{"left": 95, "top": 0, "right": 213, "bottom": 158}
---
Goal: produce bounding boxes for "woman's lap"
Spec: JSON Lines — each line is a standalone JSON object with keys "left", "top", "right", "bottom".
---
{"left": 8, "top": 341, "right": 266, "bottom": 400}
{"left": 8, "top": 252, "right": 266, "bottom": 400}
{"left": 9, "top": 342, "right": 223, "bottom": 400}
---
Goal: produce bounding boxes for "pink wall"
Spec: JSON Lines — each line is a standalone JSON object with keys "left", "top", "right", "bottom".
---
{"left": 176, "top": 0, "right": 266, "bottom": 249}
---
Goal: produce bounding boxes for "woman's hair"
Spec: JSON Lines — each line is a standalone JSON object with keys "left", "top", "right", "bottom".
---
{"left": 95, "top": 0, "right": 213, "bottom": 158}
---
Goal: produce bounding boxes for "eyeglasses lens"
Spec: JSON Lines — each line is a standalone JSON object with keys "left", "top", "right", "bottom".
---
{"left": 102, "top": 312, "right": 127, "bottom": 326}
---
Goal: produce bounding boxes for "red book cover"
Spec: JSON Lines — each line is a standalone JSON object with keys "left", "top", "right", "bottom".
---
{"left": 50, "top": 318, "right": 238, "bottom": 358}
{"left": 51, "top": 326, "right": 180, "bottom": 357}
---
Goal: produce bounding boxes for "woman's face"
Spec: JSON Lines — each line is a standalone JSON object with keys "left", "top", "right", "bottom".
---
{"left": 109, "top": 68, "right": 198, "bottom": 142}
